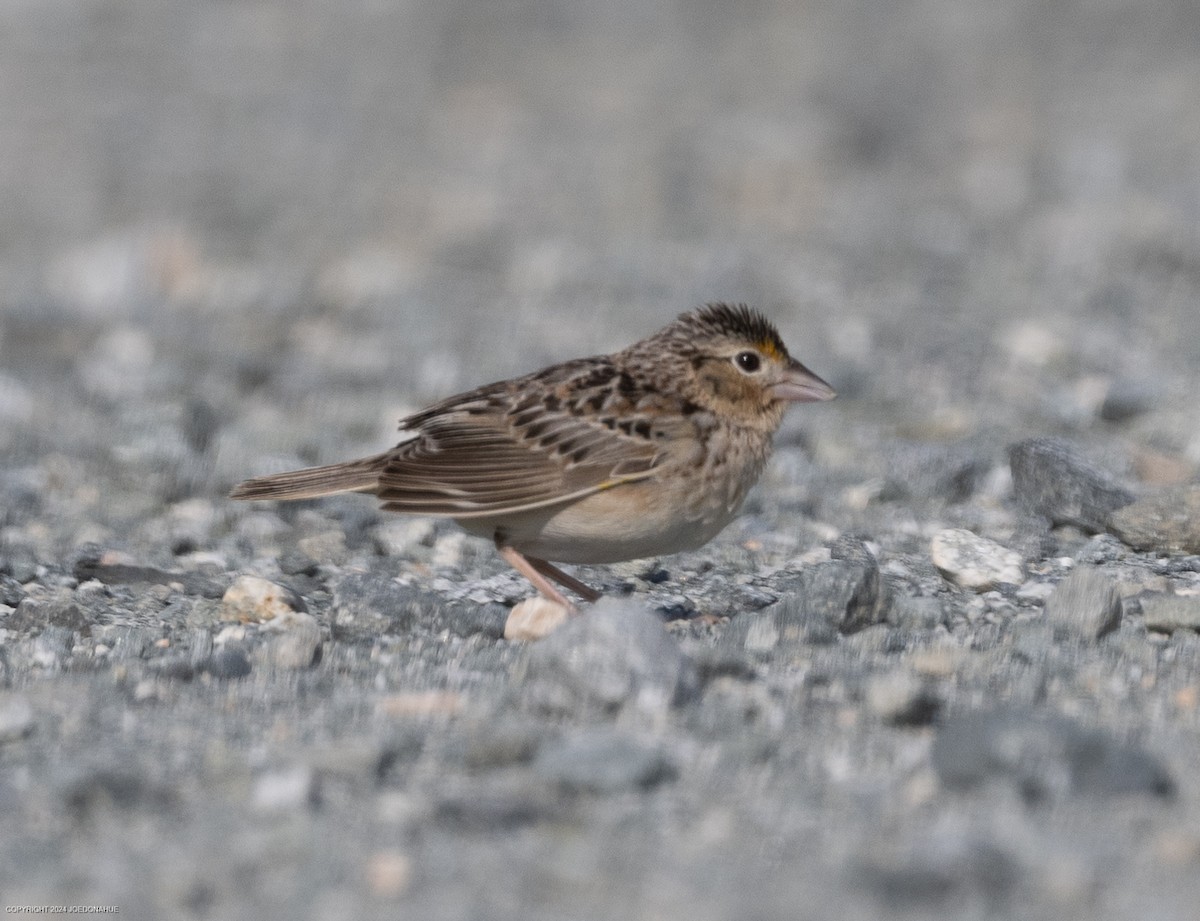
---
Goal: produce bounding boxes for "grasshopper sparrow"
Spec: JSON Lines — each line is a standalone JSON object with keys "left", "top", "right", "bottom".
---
{"left": 231, "top": 303, "right": 835, "bottom": 607}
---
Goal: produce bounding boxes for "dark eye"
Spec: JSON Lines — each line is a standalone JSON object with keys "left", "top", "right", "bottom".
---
{"left": 734, "top": 351, "right": 762, "bottom": 373}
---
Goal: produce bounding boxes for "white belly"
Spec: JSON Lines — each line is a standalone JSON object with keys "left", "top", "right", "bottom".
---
{"left": 455, "top": 479, "right": 742, "bottom": 564}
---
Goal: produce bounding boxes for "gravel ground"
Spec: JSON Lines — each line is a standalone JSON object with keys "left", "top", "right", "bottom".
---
{"left": 3, "top": 2, "right": 1200, "bottom": 919}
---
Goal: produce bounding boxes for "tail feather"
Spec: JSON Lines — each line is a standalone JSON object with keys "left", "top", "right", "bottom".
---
{"left": 230, "top": 451, "right": 390, "bottom": 502}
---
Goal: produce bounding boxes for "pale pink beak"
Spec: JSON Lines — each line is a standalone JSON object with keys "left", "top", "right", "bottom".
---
{"left": 770, "top": 359, "right": 837, "bottom": 403}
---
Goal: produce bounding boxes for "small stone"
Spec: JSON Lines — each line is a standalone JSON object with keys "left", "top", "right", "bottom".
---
{"left": 907, "top": 646, "right": 963, "bottom": 678}
{"left": 203, "top": 646, "right": 252, "bottom": 679}
{"left": 149, "top": 656, "right": 196, "bottom": 681}
{"left": 0, "top": 695, "right": 35, "bottom": 742}
{"left": 742, "top": 612, "right": 782, "bottom": 654}
{"left": 31, "top": 627, "right": 74, "bottom": 669}
{"left": 1009, "top": 437, "right": 1135, "bottom": 532}
{"left": 865, "top": 671, "right": 939, "bottom": 726}
{"left": 1099, "top": 377, "right": 1158, "bottom": 423}
{"left": 1132, "top": 449, "right": 1195, "bottom": 486}
{"left": 532, "top": 730, "right": 676, "bottom": 793}
{"left": 1140, "top": 594, "right": 1200, "bottom": 633}
{"left": 252, "top": 765, "right": 319, "bottom": 812}
{"left": 376, "top": 691, "right": 464, "bottom": 718}
{"left": 504, "top": 597, "right": 570, "bottom": 641}
{"left": 462, "top": 721, "right": 543, "bottom": 770}
{"left": 516, "top": 597, "right": 696, "bottom": 720}
{"left": 775, "top": 559, "right": 890, "bottom": 634}
{"left": 331, "top": 573, "right": 426, "bottom": 629}
{"left": 9, "top": 590, "right": 88, "bottom": 634}
{"left": 296, "top": 530, "right": 347, "bottom": 564}
{"left": 220, "top": 575, "right": 304, "bottom": 624}
{"left": 0, "top": 575, "right": 25, "bottom": 607}
{"left": 1043, "top": 565, "right": 1122, "bottom": 639}
{"left": 931, "top": 529, "right": 1024, "bottom": 591}
{"left": 447, "top": 602, "right": 509, "bottom": 640}
{"left": 1109, "top": 486, "right": 1200, "bottom": 555}
{"left": 433, "top": 783, "right": 561, "bottom": 830}
{"left": 888, "top": 595, "right": 947, "bottom": 631}
{"left": 933, "top": 709, "right": 1173, "bottom": 800}
{"left": 365, "top": 850, "right": 413, "bottom": 898}
{"left": 257, "top": 612, "right": 323, "bottom": 669}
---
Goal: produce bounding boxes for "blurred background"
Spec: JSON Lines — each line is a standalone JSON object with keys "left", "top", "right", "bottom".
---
{"left": 3, "top": 5, "right": 1200, "bottom": 915}
{"left": 1, "top": 0, "right": 1198, "bottom": 519}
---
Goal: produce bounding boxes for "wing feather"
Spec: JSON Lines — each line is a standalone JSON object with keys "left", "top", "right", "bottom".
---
{"left": 376, "top": 401, "right": 663, "bottom": 517}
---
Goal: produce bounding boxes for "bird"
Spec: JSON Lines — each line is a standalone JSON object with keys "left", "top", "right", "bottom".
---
{"left": 231, "top": 303, "right": 836, "bottom": 608}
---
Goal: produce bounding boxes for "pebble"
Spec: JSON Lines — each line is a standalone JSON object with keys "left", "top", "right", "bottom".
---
{"left": 532, "top": 729, "right": 677, "bottom": 793}
{"left": 365, "top": 850, "right": 413, "bottom": 898}
{"left": 31, "top": 627, "right": 74, "bottom": 669}
{"left": 1140, "top": 594, "right": 1200, "bottom": 633}
{"left": 332, "top": 573, "right": 424, "bottom": 630}
{"left": 257, "top": 612, "right": 323, "bottom": 669}
{"left": 864, "top": 671, "right": 940, "bottom": 726}
{"left": 10, "top": 590, "right": 88, "bottom": 633}
{"left": 220, "top": 575, "right": 305, "bottom": 624}
{"left": 516, "top": 597, "right": 696, "bottom": 720}
{"left": 1043, "top": 565, "right": 1122, "bottom": 639}
{"left": 888, "top": 595, "right": 948, "bottom": 631}
{"left": 504, "top": 597, "right": 570, "bottom": 641}
{"left": 1098, "top": 376, "right": 1158, "bottom": 423}
{"left": 931, "top": 529, "right": 1024, "bottom": 591}
{"left": 775, "top": 559, "right": 890, "bottom": 634}
{"left": 1008, "top": 437, "right": 1135, "bottom": 531}
{"left": 0, "top": 575, "right": 25, "bottom": 607}
{"left": 0, "top": 694, "right": 35, "bottom": 742}
{"left": 1108, "top": 486, "right": 1200, "bottom": 555}
{"left": 932, "top": 709, "right": 1174, "bottom": 800}
{"left": 252, "top": 765, "right": 320, "bottom": 812}
{"left": 203, "top": 646, "right": 253, "bottom": 679}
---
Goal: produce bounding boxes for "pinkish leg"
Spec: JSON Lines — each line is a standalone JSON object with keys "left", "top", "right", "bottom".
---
{"left": 497, "top": 545, "right": 576, "bottom": 608}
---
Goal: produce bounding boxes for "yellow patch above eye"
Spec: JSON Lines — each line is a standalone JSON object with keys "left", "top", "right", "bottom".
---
{"left": 757, "top": 340, "right": 784, "bottom": 361}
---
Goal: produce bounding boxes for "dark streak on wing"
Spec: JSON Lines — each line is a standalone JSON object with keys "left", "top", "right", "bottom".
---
{"left": 375, "top": 358, "right": 670, "bottom": 518}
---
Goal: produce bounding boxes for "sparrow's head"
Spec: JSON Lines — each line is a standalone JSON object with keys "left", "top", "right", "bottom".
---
{"left": 649, "top": 303, "right": 836, "bottom": 425}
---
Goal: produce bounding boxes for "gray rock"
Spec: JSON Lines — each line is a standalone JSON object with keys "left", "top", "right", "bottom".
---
{"left": 775, "top": 559, "right": 890, "bottom": 635}
{"left": 1099, "top": 377, "right": 1159, "bottom": 422}
{"left": 1043, "top": 565, "right": 1122, "bottom": 639}
{"left": 72, "top": 555, "right": 225, "bottom": 598}
{"left": 149, "top": 656, "right": 196, "bottom": 681}
{"left": 854, "top": 837, "right": 1022, "bottom": 909}
{"left": 1009, "top": 437, "right": 1135, "bottom": 532}
{"left": 532, "top": 729, "right": 676, "bottom": 793}
{"left": 931, "top": 529, "right": 1024, "bottom": 591}
{"left": 933, "top": 709, "right": 1174, "bottom": 801}
{"left": 331, "top": 573, "right": 431, "bottom": 630}
{"left": 0, "top": 575, "right": 25, "bottom": 608}
{"left": 0, "top": 695, "right": 35, "bottom": 742}
{"left": 447, "top": 602, "right": 510, "bottom": 640}
{"left": 258, "top": 619, "right": 324, "bottom": 669}
{"left": 3, "top": 547, "right": 40, "bottom": 584}
{"left": 9, "top": 591, "right": 88, "bottom": 634}
{"left": 31, "top": 627, "right": 74, "bottom": 669}
{"left": 888, "top": 595, "right": 947, "bottom": 632}
{"left": 61, "top": 765, "right": 176, "bottom": 819}
{"left": 864, "top": 670, "right": 940, "bottom": 726}
{"left": 433, "top": 782, "right": 564, "bottom": 831}
{"left": 1109, "top": 486, "right": 1200, "bottom": 555}
{"left": 252, "top": 765, "right": 320, "bottom": 812}
{"left": 203, "top": 647, "right": 253, "bottom": 679}
{"left": 515, "top": 597, "right": 696, "bottom": 719}
{"left": 461, "top": 720, "right": 543, "bottom": 770}
{"left": 1140, "top": 594, "right": 1200, "bottom": 633}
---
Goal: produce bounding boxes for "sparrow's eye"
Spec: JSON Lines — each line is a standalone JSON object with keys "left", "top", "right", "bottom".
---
{"left": 733, "top": 350, "right": 762, "bottom": 373}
